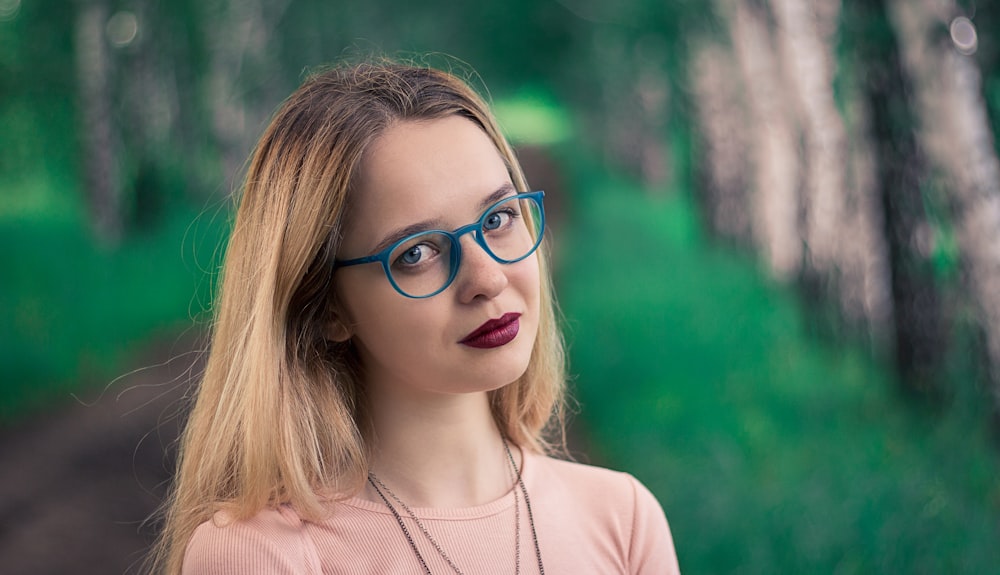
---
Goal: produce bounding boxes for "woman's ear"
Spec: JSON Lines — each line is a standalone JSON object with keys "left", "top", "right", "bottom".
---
{"left": 327, "top": 316, "right": 352, "bottom": 342}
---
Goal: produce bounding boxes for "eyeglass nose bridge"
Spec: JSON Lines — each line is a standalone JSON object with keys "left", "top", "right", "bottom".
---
{"left": 439, "top": 220, "right": 502, "bottom": 288}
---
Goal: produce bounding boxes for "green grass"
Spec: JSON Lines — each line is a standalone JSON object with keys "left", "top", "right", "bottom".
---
{"left": 0, "top": 193, "right": 227, "bottom": 421}
{"left": 558, "top": 176, "right": 1000, "bottom": 574}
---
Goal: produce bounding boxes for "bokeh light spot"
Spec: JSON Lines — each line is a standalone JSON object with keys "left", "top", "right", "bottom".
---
{"left": 106, "top": 11, "right": 138, "bottom": 48}
{"left": 494, "top": 92, "right": 573, "bottom": 146}
{"left": 949, "top": 16, "right": 977, "bottom": 56}
{"left": 0, "top": 0, "right": 21, "bottom": 21}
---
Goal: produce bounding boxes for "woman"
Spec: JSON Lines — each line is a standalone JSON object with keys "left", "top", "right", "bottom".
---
{"left": 155, "top": 61, "right": 680, "bottom": 574}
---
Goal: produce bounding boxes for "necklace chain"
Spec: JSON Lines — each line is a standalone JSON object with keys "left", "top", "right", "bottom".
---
{"left": 504, "top": 440, "right": 545, "bottom": 575}
{"left": 508, "top": 455, "right": 522, "bottom": 575}
{"left": 367, "top": 438, "right": 544, "bottom": 575}
{"left": 367, "top": 476, "right": 432, "bottom": 574}
{"left": 368, "top": 473, "right": 472, "bottom": 575}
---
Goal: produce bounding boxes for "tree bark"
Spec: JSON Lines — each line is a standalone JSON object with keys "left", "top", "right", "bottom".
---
{"left": 74, "top": 0, "right": 122, "bottom": 245}
{"left": 690, "top": 41, "right": 753, "bottom": 245}
{"left": 852, "top": 0, "right": 945, "bottom": 392}
{"left": 838, "top": 69, "right": 895, "bottom": 338}
{"left": 590, "top": 31, "right": 672, "bottom": 191}
{"left": 727, "top": 0, "right": 802, "bottom": 280}
{"left": 121, "top": 0, "right": 182, "bottom": 225}
{"left": 892, "top": 0, "right": 1000, "bottom": 403}
{"left": 203, "top": 0, "right": 290, "bottom": 193}
{"left": 772, "top": 0, "right": 846, "bottom": 275}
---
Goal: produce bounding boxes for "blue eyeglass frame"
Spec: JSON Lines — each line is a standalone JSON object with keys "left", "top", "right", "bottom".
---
{"left": 334, "top": 191, "right": 546, "bottom": 299}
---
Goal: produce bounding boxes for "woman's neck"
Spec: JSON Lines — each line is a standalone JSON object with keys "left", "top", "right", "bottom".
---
{"left": 364, "top": 387, "right": 516, "bottom": 509}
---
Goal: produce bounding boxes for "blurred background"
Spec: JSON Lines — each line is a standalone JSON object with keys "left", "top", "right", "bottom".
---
{"left": 2, "top": 0, "right": 1000, "bottom": 573}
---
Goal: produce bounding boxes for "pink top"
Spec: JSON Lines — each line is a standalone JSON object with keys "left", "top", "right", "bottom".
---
{"left": 183, "top": 452, "right": 681, "bottom": 574}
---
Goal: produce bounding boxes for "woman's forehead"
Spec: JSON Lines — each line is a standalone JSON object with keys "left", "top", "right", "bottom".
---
{"left": 345, "top": 116, "right": 513, "bottom": 249}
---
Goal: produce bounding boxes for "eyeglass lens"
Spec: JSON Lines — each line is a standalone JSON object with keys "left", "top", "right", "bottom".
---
{"left": 385, "top": 195, "right": 543, "bottom": 297}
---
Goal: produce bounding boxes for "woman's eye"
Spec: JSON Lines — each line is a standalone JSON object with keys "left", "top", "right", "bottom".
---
{"left": 397, "top": 243, "right": 436, "bottom": 266}
{"left": 483, "top": 210, "right": 514, "bottom": 231}
{"left": 391, "top": 233, "right": 450, "bottom": 273}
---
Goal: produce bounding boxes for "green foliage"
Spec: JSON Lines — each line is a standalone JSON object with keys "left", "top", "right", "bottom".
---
{"left": 0, "top": 203, "right": 227, "bottom": 422}
{"left": 559, "top": 169, "right": 1000, "bottom": 574}
{"left": 274, "top": 0, "right": 578, "bottom": 95}
{"left": 494, "top": 90, "right": 574, "bottom": 146}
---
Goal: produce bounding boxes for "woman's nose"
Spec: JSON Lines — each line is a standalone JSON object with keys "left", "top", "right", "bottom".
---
{"left": 453, "top": 235, "right": 509, "bottom": 303}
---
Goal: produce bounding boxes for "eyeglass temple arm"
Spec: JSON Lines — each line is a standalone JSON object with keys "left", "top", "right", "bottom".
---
{"left": 334, "top": 254, "right": 381, "bottom": 268}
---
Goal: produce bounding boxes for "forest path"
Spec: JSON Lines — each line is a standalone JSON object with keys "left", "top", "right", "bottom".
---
{"left": 0, "top": 333, "right": 203, "bottom": 575}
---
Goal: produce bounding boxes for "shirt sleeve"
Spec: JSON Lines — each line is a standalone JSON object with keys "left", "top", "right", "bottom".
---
{"left": 626, "top": 474, "right": 681, "bottom": 575}
{"left": 181, "top": 510, "right": 319, "bottom": 575}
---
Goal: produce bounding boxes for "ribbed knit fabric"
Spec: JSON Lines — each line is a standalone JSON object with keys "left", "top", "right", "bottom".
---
{"left": 182, "top": 452, "right": 680, "bottom": 574}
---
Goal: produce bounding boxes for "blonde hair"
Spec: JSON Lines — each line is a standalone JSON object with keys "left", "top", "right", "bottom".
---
{"left": 151, "top": 61, "right": 566, "bottom": 574}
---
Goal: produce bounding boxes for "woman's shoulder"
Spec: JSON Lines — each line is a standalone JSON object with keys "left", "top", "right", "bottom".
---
{"left": 528, "top": 452, "right": 670, "bottom": 529}
{"left": 182, "top": 506, "right": 321, "bottom": 575}
{"left": 527, "top": 453, "right": 681, "bottom": 573}
{"left": 529, "top": 452, "right": 655, "bottom": 502}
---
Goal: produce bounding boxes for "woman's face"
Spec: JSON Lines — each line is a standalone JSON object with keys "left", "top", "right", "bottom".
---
{"left": 334, "top": 115, "right": 541, "bottom": 397}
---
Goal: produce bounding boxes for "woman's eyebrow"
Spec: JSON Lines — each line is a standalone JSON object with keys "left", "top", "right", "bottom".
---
{"left": 478, "top": 183, "right": 517, "bottom": 212}
{"left": 372, "top": 218, "right": 443, "bottom": 254}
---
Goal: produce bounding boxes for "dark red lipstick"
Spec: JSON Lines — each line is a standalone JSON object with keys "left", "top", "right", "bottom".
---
{"left": 460, "top": 312, "right": 521, "bottom": 349}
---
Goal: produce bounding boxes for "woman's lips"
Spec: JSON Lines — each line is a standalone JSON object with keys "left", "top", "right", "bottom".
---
{"left": 460, "top": 312, "right": 521, "bottom": 349}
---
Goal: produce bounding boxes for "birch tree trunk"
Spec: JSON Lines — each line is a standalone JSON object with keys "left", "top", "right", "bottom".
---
{"left": 728, "top": 0, "right": 802, "bottom": 280}
{"left": 786, "top": 0, "right": 893, "bottom": 336}
{"left": 772, "top": 0, "right": 846, "bottom": 276}
{"left": 839, "top": 71, "right": 894, "bottom": 338}
{"left": 592, "top": 31, "right": 672, "bottom": 191}
{"left": 690, "top": 41, "right": 753, "bottom": 244}
{"left": 892, "top": 0, "right": 1000, "bottom": 403}
{"left": 203, "top": 0, "right": 289, "bottom": 192}
{"left": 74, "top": 0, "right": 122, "bottom": 245}
{"left": 853, "top": 0, "right": 945, "bottom": 392}
{"left": 121, "top": 0, "right": 181, "bottom": 223}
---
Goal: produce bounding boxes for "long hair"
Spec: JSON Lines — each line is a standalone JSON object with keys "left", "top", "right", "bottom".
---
{"left": 151, "top": 61, "right": 566, "bottom": 574}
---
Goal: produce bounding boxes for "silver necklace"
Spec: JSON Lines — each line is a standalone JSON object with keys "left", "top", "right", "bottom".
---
{"left": 367, "top": 438, "right": 545, "bottom": 575}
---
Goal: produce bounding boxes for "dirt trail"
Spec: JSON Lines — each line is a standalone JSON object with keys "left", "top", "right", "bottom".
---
{"left": 0, "top": 333, "right": 204, "bottom": 575}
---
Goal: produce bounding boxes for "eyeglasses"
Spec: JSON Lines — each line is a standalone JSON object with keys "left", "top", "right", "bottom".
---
{"left": 335, "top": 191, "right": 545, "bottom": 298}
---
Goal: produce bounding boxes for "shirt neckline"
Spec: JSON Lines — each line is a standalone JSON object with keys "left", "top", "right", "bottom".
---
{"left": 338, "top": 448, "right": 537, "bottom": 521}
